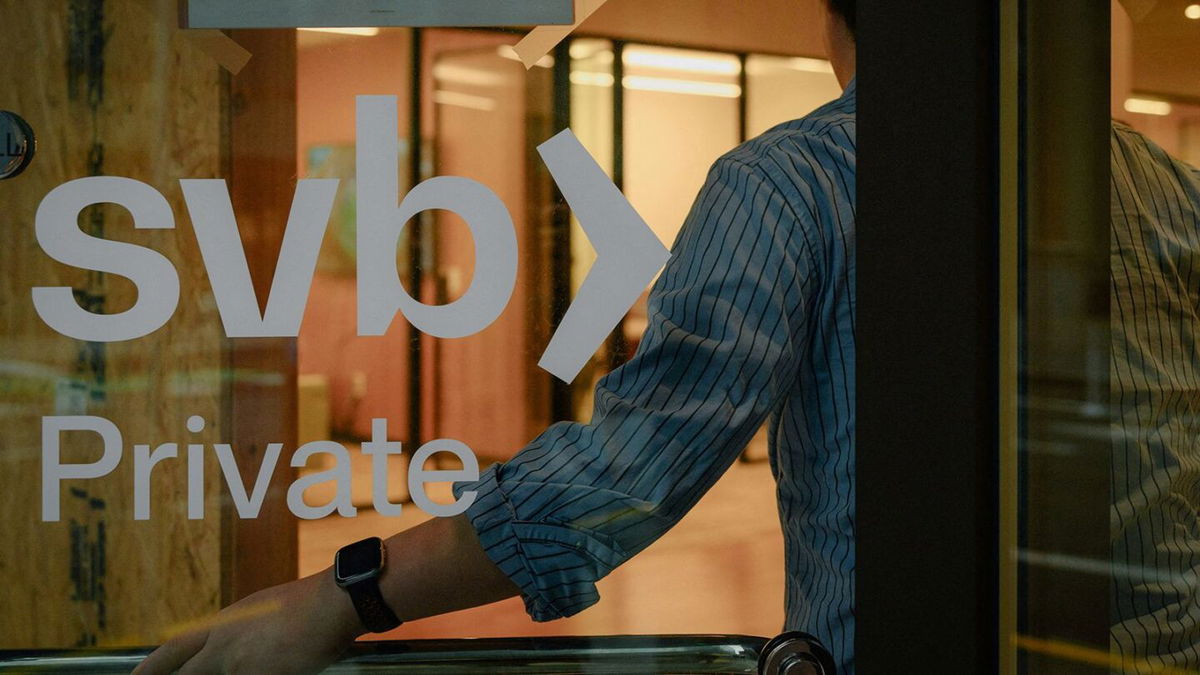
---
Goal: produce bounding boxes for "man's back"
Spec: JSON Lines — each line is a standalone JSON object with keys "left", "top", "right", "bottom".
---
{"left": 726, "top": 82, "right": 857, "bottom": 670}
{"left": 1110, "top": 123, "right": 1200, "bottom": 667}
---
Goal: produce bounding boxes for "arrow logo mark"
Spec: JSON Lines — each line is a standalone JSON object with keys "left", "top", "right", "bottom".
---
{"left": 537, "top": 129, "right": 671, "bottom": 383}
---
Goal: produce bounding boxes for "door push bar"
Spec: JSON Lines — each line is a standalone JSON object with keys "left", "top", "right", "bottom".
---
{"left": 0, "top": 632, "right": 834, "bottom": 674}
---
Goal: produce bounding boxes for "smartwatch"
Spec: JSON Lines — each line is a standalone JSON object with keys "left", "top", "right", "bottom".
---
{"left": 333, "top": 537, "right": 402, "bottom": 633}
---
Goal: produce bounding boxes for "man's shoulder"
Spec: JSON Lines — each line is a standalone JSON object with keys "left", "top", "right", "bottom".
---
{"left": 706, "top": 103, "right": 856, "bottom": 221}
{"left": 1112, "top": 121, "right": 1200, "bottom": 187}
{"left": 719, "top": 98, "right": 856, "bottom": 182}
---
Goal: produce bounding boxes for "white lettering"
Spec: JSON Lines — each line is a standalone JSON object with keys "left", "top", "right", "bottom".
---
{"left": 214, "top": 442, "right": 284, "bottom": 519}
{"left": 32, "top": 177, "right": 180, "bottom": 342}
{"left": 42, "top": 415, "right": 123, "bottom": 522}
{"left": 287, "top": 440, "right": 357, "bottom": 520}
{"left": 133, "top": 442, "right": 178, "bottom": 521}
{"left": 361, "top": 418, "right": 405, "bottom": 517}
{"left": 356, "top": 95, "right": 518, "bottom": 338}
{"left": 409, "top": 439, "right": 479, "bottom": 518}
{"left": 181, "top": 179, "right": 337, "bottom": 337}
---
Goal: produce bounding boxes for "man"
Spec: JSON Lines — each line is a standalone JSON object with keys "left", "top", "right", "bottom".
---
{"left": 139, "top": 2, "right": 859, "bottom": 673}
{"left": 1109, "top": 121, "right": 1200, "bottom": 667}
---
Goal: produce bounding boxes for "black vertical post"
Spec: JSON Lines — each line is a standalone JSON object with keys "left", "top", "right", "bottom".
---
{"left": 857, "top": 0, "right": 1001, "bottom": 671}
{"left": 606, "top": 41, "right": 629, "bottom": 370}
{"left": 408, "top": 28, "right": 424, "bottom": 447}
{"left": 550, "top": 40, "right": 574, "bottom": 422}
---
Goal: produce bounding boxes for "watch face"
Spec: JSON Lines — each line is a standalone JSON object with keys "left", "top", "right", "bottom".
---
{"left": 335, "top": 537, "right": 385, "bottom": 586}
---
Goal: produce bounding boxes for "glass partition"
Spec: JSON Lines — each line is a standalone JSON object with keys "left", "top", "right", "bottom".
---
{"left": 0, "top": 1, "right": 849, "bottom": 672}
{"left": 745, "top": 55, "right": 844, "bottom": 138}
{"left": 1014, "top": 0, "right": 1200, "bottom": 672}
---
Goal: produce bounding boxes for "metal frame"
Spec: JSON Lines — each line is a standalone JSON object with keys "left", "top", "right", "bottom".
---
{"left": 0, "top": 635, "right": 836, "bottom": 674}
{"left": 408, "top": 28, "right": 425, "bottom": 448}
{"left": 856, "top": 0, "right": 1002, "bottom": 670}
{"left": 182, "top": 0, "right": 575, "bottom": 29}
{"left": 551, "top": 39, "right": 575, "bottom": 421}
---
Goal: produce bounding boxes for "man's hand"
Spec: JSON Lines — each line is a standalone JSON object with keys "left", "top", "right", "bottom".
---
{"left": 134, "top": 516, "right": 519, "bottom": 674}
{"left": 135, "top": 569, "right": 364, "bottom": 675}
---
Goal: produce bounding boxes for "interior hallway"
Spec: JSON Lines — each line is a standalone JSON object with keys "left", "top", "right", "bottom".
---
{"left": 299, "top": 436, "right": 786, "bottom": 640}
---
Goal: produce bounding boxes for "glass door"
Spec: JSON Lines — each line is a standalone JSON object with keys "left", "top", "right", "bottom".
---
{"left": 1014, "top": 1, "right": 1200, "bottom": 672}
{"left": 0, "top": 8, "right": 301, "bottom": 644}
{"left": 2, "top": 2, "right": 853, "bottom": 673}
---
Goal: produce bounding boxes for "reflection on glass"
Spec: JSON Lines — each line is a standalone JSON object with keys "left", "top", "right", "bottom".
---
{"left": 1019, "top": 1, "right": 1200, "bottom": 671}
{"left": 1107, "top": 2, "right": 1200, "bottom": 668}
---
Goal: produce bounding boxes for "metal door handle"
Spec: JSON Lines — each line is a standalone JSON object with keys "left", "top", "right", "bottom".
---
{"left": 758, "top": 632, "right": 837, "bottom": 675}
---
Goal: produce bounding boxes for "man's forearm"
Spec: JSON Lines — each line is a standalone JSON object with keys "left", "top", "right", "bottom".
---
{"left": 321, "top": 514, "right": 522, "bottom": 638}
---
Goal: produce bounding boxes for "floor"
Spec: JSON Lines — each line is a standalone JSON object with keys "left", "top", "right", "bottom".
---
{"left": 298, "top": 436, "right": 786, "bottom": 640}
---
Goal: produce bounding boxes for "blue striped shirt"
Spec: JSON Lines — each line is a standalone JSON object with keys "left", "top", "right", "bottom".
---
{"left": 1110, "top": 123, "right": 1200, "bottom": 668}
{"left": 456, "top": 80, "right": 858, "bottom": 671}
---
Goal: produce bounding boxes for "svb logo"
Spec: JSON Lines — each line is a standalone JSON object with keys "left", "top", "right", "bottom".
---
{"left": 32, "top": 96, "right": 670, "bottom": 384}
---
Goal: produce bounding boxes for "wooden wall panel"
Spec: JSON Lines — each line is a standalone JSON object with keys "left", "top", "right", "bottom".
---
{"left": 0, "top": 1, "right": 297, "bottom": 648}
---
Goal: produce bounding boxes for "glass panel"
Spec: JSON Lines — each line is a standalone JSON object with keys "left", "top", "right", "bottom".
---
{"left": 1, "top": 2, "right": 852, "bottom": 673}
{"left": 622, "top": 45, "right": 741, "bottom": 354}
{"left": 1016, "top": 1, "right": 1200, "bottom": 671}
{"left": 567, "top": 38, "right": 614, "bottom": 421}
{"left": 1106, "top": 2, "right": 1200, "bottom": 669}
{"left": 623, "top": 45, "right": 741, "bottom": 261}
{"left": 745, "top": 55, "right": 843, "bottom": 138}
{"left": 429, "top": 35, "right": 548, "bottom": 463}
{"left": 296, "top": 25, "right": 417, "bottom": 554}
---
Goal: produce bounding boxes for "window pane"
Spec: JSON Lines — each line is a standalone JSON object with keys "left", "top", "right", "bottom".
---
{"left": 1016, "top": 1, "right": 1200, "bottom": 671}
{"left": 0, "top": 2, "right": 851, "bottom": 672}
{"left": 746, "top": 55, "right": 843, "bottom": 138}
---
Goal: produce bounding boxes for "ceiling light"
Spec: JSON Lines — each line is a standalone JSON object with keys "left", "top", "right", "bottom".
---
{"left": 571, "top": 71, "right": 743, "bottom": 99}
{"left": 623, "top": 49, "right": 741, "bottom": 76}
{"left": 570, "top": 71, "right": 616, "bottom": 87}
{"left": 1124, "top": 97, "right": 1173, "bottom": 116}
{"left": 297, "top": 27, "right": 380, "bottom": 36}
{"left": 1186, "top": 4, "right": 1200, "bottom": 19}
{"left": 432, "top": 64, "right": 507, "bottom": 87}
{"left": 623, "top": 76, "right": 742, "bottom": 98}
{"left": 570, "top": 42, "right": 614, "bottom": 63}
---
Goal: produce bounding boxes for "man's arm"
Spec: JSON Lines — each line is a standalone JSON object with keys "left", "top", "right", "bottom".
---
{"left": 442, "top": 155, "right": 818, "bottom": 621}
{"left": 376, "top": 513, "right": 522, "bottom": 621}
{"left": 135, "top": 515, "right": 517, "bottom": 674}
{"left": 139, "top": 156, "right": 816, "bottom": 673}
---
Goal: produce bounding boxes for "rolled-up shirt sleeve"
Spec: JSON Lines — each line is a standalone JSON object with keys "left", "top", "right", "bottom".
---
{"left": 452, "top": 156, "right": 818, "bottom": 621}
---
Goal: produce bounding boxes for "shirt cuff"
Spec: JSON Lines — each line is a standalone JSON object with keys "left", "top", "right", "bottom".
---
{"left": 453, "top": 465, "right": 604, "bottom": 622}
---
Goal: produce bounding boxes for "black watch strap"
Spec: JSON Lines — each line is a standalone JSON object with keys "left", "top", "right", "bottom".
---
{"left": 346, "top": 577, "right": 402, "bottom": 633}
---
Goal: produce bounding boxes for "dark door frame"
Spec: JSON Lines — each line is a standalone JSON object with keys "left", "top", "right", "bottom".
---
{"left": 856, "top": 0, "right": 1003, "bottom": 670}
{"left": 857, "top": 0, "right": 1113, "bottom": 671}
{"left": 1017, "top": 0, "right": 1112, "bottom": 671}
